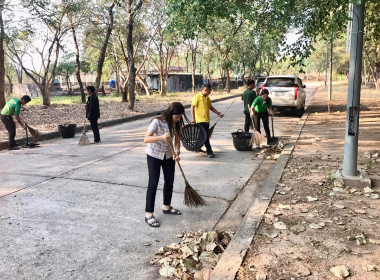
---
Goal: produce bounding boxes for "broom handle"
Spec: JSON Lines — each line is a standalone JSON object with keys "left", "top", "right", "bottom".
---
{"left": 212, "top": 99, "right": 235, "bottom": 127}
{"left": 166, "top": 137, "right": 188, "bottom": 183}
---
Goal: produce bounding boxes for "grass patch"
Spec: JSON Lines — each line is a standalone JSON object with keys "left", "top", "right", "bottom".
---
{"left": 20, "top": 87, "right": 244, "bottom": 105}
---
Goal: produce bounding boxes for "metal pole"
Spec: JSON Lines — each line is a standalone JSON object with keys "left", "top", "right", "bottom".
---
{"left": 325, "top": 43, "right": 328, "bottom": 90}
{"left": 342, "top": 0, "right": 365, "bottom": 177}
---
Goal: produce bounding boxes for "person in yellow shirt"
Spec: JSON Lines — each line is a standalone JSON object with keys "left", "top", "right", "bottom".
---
{"left": 191, "top": 84, "right": 224, "bottom": 158}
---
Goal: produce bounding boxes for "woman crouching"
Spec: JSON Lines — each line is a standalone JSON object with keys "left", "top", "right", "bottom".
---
{"left": 144, "top": 102, "right": 185, "bottom": 227}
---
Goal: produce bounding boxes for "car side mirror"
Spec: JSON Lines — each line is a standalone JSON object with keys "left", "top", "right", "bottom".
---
{"left": 302, "top": 84, "right": 306, "bottom": 88}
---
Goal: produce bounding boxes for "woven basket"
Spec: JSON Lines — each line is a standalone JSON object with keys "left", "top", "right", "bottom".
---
{"left": 231, "top": 129, "right": 253, "bottom": 151}
{"left": 181, "top": 124, "right": 207, "bottom": 151}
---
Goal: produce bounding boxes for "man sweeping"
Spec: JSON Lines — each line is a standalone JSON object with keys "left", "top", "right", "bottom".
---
{"left": 0, "top": 95, "right": 31, "bottom": 150}
{"left": 191, "top": 84, "right": 224, "bottom": 158}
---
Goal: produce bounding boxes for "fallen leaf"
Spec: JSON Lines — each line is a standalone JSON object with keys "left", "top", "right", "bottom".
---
{"left": 370, "top": 194, "right": 379, "bottom": 200}
{"left": 355, "top": 209, "right": 367, "bottom": 214}
{"left": 159, "top": 265, "right": 176, "bottom": 278}
{"left": 307, "top": 196, "right": 318, "bottom": 202}
{"left": 364, "top": 187, "right": 374, "bottom": 193}
{"left": 309, "top": 223, "right": 323, "bottom": 229}
{"left": 368, "top": 238, "right": 380, "bottom": 245}
{"left": 333, "top": 187, "right": 344, "bottom": 192}
{"left": 334, "top": 204, "right": 346, "bottom": 209}
{"left": 279, "top": 204, "right": 292, "bottom": 210}
{"left": 274, "top": 221, "right": 288, "bottom": 230}
{"left": 330, "top": 265, "right": 350, "bottom": 279}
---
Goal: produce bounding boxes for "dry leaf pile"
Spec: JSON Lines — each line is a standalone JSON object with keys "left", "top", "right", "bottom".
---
{"left": 256, "top": 140, "right": 286, "bottom": 160}
{"left": 150, "top": 230, "right": 234, "bottom": 279}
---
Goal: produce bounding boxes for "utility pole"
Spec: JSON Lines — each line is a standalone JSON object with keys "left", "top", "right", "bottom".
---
{"left": 342, "top": 0, "right": 365, "bottom": 177}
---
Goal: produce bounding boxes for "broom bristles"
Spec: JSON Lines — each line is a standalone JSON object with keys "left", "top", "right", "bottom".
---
{"left": 184, "top": 182, "right": 208, "bottom": 207}
{"left": 78, "top": 132, "right": 91, "bottom": 146}
{"left": 27, "top": 126, "right": 41, "bottom": 141}
{"left": 250, "top": 131, "right": 266, "bottom": 146}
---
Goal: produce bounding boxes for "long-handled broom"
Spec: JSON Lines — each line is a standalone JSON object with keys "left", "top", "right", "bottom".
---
{"left": 208, "top": 99, "right": 236, "bottom": 138}
{"left": 248, "top": 104, "right": 266, "bottom": 146}
{"left": 78, "top": 115, "right": 90, "bottom": 146}
{"left": 20, "top": 117, "right": 41, "bottom": 142}
{"left": 167, "top": 137, "right": 207, "bottom": 207}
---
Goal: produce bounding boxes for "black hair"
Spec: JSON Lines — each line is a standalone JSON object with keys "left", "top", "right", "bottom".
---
{"left": 86, "top": 85, "right": 96, "bottom": 94}
{"left": 154, "top": 102, "right": 185, "bottom": 137}
{"left": 21, "top": 95, "right": 31, "bottom": 103}
{"left": 247, "top": 80, "right": 255, "bottom": 86}
{"left": 261, "top": 88, "right": 269, "bottom": 95}
{"left": 202, "top": 83, "right": 212, "bottom": 91}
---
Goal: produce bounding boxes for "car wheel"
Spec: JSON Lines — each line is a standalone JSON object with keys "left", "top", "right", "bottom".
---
{"left": 296, "top": 99, "right": 305, "bottom": 117}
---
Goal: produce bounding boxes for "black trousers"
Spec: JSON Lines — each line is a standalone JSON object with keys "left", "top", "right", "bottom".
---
{"left": 197, "top": 122, "right": 213, "bottom": 154}
{"left": 145, "top": 154, "right": 175, "bottom": 213}
{"left": 89, "top": 118, "right": 100, "bottom": 142}
{"left": 244, "top": 111, "right": 252, "bottom": 133}
{"left": 1, "top": 114, "right": 16, "bottom": 148}
{"left": 253, "top": 112, "right": 271, "bottom": 138}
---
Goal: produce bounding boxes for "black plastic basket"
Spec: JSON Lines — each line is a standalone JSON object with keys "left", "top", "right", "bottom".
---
{"left": 231, "top": 129, "right": 253, "bottom": 151}
{"left": 58, "top": 124, "right": 77, "bottom": 138}
{"left": 181, "top": 124, "right": 207, "bottom": 151}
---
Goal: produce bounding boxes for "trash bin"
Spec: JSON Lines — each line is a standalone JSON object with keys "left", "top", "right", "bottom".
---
{"left": 58, "top": 124, "right": 77, "bottom": 138}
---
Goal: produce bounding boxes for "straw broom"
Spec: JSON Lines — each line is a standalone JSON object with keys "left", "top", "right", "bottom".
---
{"left": 208, "top": 99, "right": 235, "bottom": 138}
{"left": 248, "top": 104, "right": 266, "bottom": 146}
{"left": 167, "top": 138, "right": 207, "bottom": 207}
{"left": 26, "top": 125, "right": 41, "bottom": 141}
{"left": 20, "top": 117, "right": 41, "bottom": 141}
{"left": 78, "top": 115, "right": 90, "bottom": 146}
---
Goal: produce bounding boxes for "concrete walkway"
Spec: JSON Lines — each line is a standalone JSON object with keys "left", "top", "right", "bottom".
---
{"left": 0, "top": 87, "right": 316, "bottom": 280}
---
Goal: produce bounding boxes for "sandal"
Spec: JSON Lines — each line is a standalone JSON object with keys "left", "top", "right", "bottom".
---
{"left": 162, "top": 206, "right": 182, "bottom": 215}
{"left": 145, "top": 215, "right": 160, "bottom": 227}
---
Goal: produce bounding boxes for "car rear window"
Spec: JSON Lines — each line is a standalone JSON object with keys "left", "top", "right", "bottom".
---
{"left": 266, "top": 78, "right": 295, "bottom": 87}
{"left": 257, "top": 77, "right": 266, "bottom": 83}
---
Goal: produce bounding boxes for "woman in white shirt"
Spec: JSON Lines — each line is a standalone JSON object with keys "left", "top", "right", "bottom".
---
{"left": 144, "top": 102, "right": 184, "bottom": 227}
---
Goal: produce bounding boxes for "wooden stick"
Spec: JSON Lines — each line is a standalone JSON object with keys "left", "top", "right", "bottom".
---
{"left": 212, "top": 99, "right": 236, "bottom": 127}
{"left": 166, "top": 137, "right": 188, "bottom": 184}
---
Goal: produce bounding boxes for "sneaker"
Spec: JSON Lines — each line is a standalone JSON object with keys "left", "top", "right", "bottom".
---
{"left": 8, "top": 146, "right": 20, "bottom": 150}
{"left": 207, "top": 153, "right": 215, "bottom": 158}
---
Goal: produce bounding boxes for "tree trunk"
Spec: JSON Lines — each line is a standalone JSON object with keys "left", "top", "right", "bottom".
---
{"left": 126, "top": 10, "right": 136, "bottom": 110}
{"left": 5, "top": 74, "right": 12, "bottom": 94}
{"left": 191, "top": 49, "right": 196, "bottom": 93}
{"left": 225, "top": 65, "right": 230, "bottom": 93}
{"left": 94, "top": 1, "right": 115, "bottom": 94}
{"left": 328, "top": 34, "right": 333, "bottom": 100}
{"left": 185, "top": 51, "right": 189, "bottom": 73}
{"left": 122, "top": 80, "right": 129, "bottom": 102}
{"left": 136, "top": 74, "right": 150, "bottom": 96}
{"left": 66, "top": 76, "right": 71, "bottom": 94}
{"left": 160, "top": 74, "right": 165, "bottom": 96}
{"left": 68, "top": 15, "right": 86, "bottom": 103}
{"left": 0, "top": 0, "right": 5, "bottom": 110}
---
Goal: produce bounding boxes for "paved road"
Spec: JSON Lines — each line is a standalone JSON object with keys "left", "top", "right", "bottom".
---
{"left": 0, "top": 84, "right": 317, "bottom": 280}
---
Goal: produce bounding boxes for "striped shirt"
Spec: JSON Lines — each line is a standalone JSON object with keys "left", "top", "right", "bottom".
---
{"left": 145, "top": 119, "right": 173, "bottom": 160}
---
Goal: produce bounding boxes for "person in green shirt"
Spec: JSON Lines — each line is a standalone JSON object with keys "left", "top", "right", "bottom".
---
{"left": 241, "top": 80, "right": 256, "bottom": 132}
{"left": 1, "top": 95, "right": 31, "bottom": 150}
{"left": 251, "top": 89, "right": 273, "bottom": 139}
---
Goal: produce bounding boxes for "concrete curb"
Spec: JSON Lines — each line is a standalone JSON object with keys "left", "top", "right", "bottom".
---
{"left": 209, "top": 90, "right": 317, "bottom": 280}
{"left": 0, "top": 94, "right": 240, "bottom": 151}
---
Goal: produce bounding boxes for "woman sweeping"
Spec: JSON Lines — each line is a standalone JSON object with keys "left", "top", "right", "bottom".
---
{"left": 144, "top": 102, "right": 185, "bottom": 227}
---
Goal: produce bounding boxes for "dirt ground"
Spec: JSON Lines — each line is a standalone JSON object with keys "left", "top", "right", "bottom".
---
{"left": 0, "top": 90, "right": 235, "bottom": 142}
{"left": 238, "top": 84, "right": 380, "bottom": 280}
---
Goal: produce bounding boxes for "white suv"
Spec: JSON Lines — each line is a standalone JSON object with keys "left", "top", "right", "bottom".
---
{"left": 261, "top": 75, "right": 306, "bottom": 116}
